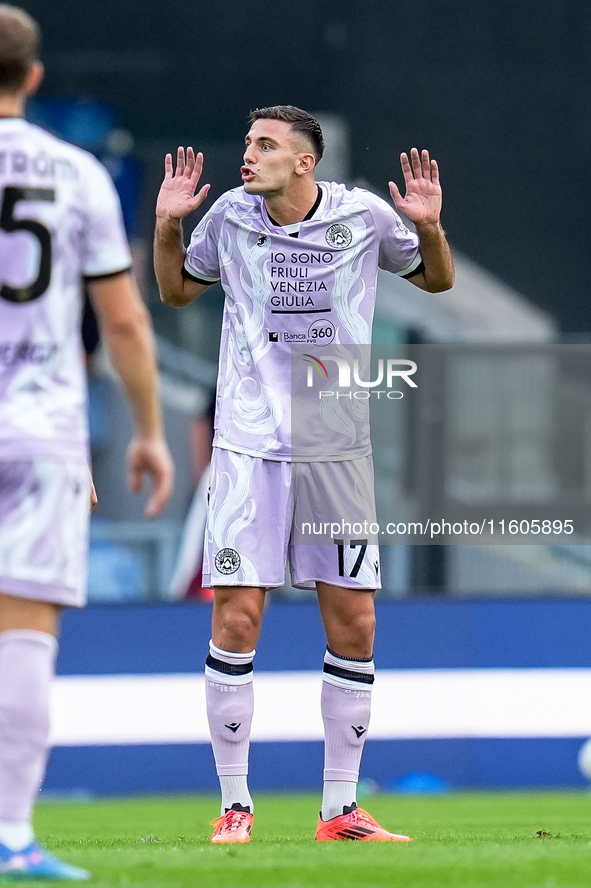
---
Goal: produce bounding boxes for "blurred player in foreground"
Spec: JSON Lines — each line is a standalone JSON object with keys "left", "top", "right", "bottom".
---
{"left": 154, "top": 105, "right": 453, "bottom": 843}
{"left": 0, "top": 5, "right": 173, "bottom": 880}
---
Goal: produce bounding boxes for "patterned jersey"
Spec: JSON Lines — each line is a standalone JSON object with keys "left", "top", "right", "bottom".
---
{"left": 0, "top": 118, "right": 131, "bottom": 460}
{"left": 184, "top": 182, "right": 421, "bottom": 461}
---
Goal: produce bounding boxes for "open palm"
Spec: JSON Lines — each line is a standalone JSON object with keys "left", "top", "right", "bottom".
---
{"left": 156, "top": 147, "right": 210, "bottom": 221}
{"left": 389, "top": 148, "right": 441, "bottom": 226}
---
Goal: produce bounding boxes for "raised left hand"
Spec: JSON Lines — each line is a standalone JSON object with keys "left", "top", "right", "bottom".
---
{"left": 389, "top": 148, "right": 442, "bottom": 227}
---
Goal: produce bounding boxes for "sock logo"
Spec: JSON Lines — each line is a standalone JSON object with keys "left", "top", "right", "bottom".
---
{"left": 225, "top": 722, "right": 241, "bottom": 733}
{"left": 352, "top": 725, "right": 367, "bottom": 738}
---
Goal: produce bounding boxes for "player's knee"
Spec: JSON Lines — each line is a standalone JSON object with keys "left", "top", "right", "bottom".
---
{"left": 353, "top": 610, "right": 376, "bottom": 643}
{"left": 335, "top": 610, "right": 376, "bottom": 653}
{"left": 217, "top": 608, "right": 261, "bottom": 650}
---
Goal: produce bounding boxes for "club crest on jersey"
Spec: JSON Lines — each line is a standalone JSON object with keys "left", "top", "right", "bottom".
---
{"left": 215, "top": 548, "right": 241, "bottom": 575}
{"left": 325, "top": 223, "right": 352, "bottom": 250}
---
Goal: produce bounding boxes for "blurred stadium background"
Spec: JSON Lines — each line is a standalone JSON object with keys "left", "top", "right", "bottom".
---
{"left": 17, "top": 0, "right": 591, "bottom": 796}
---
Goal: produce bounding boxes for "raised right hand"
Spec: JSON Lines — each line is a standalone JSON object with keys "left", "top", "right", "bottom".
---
{"left": 156, "top": 147, "right": 210, "bottom": 221}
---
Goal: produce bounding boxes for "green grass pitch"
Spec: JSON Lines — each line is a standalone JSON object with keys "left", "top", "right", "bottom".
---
{"left": 27, "top": 791, "right": 591, "bottom": 887}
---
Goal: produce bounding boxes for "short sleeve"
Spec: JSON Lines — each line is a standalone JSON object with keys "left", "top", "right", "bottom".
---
{"left": 360, "top": 191, "right": 422, "bottom": 277}
{"left": 81, "top": 156, "right": 132, "bottom": 278}
{"left": 184, "top": 195, "right": 230, "bottom": 283}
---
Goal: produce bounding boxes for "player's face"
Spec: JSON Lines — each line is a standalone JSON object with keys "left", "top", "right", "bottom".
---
{"left": 242, "top": 119, "right": 306, "bottom": 196}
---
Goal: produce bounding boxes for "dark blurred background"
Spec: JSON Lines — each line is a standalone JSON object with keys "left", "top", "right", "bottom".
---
{"left": 22, "top": 0, "right": 590, "bottom": 332}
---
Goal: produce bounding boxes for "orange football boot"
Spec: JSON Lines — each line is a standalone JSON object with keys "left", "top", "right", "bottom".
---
{"left": 210, "top": 804, "right": 253, "bottom": 844}
{"left": 315, "top": 804, "right": 412, "bottom": 842}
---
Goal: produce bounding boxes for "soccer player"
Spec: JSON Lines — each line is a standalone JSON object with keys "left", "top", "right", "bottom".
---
{"left": 154, "top": 105, "right": 453, "bottom": 843}
{"left": 0, "top": 5, "right": 174, "bottom": 879}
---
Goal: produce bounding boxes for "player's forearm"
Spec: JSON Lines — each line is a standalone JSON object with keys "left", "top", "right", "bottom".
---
{"left": 153, "top": 215, "right": 192, "bottom": 307}
{"left": 414, "top": 222, "right": 455, "bottom": 292}
{"left": 104, "top": 311, "right": 164, "bottom": 439}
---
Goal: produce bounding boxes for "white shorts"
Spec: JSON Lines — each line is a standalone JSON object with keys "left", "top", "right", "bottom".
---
{"left": 0, "top": 459, "right": 90, "bottom": 608}
{"left": 203, "top": 447, "right": 381, "bottom": 590}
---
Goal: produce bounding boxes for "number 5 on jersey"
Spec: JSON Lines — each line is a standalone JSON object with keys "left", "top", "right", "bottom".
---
{"left": 0, "top": 186, "right": 55, "bottom": 303}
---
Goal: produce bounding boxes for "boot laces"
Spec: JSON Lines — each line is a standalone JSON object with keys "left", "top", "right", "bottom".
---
{"left": 348, "top": 808, "right": 378, "bottom": 828}
{"left": 210, "top": 809, "right": 250, "bottom": 832}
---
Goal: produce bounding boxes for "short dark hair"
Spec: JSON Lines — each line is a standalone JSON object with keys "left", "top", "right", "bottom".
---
{"left": 248, "top": 105, "right": 324, "bottom": 162}
{"left": 0, "top": 4, "right": 40, "bottom": 93}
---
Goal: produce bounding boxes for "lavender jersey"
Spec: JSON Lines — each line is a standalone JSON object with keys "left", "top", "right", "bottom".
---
{"left": 0, "top": 119, "right": 131, "bottom": 461}
{"left": 184, "top": 182, "right": 421, "bottom": 461}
